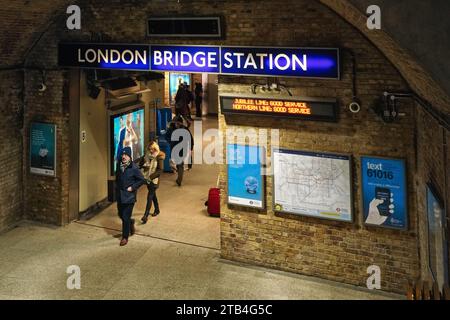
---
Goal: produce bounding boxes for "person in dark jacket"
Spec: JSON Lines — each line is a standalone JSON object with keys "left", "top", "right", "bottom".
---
{"left": 139, "top": 141, "right": 166, "bottom": 224}
{"left": 194, "top": 83, "right": 203, "bottom": 119}
{"left": 115, "top": 146, "right": 146, "bottom": 246}
{"left": 166, "top": 117, "right": 194, "bottom": 186}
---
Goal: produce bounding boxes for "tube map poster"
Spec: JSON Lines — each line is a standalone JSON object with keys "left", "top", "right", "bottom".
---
{"left": 273, "top": 149, "right": 353, "bottom": 222}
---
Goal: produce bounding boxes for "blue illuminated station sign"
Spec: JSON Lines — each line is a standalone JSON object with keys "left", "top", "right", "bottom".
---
{"left": 58, "top": 43, "right": 340, "bottom": 79}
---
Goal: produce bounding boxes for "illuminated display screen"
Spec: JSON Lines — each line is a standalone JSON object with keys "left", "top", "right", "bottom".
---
{"left": 220, "top": 95, "right": 338, "bottom": 122}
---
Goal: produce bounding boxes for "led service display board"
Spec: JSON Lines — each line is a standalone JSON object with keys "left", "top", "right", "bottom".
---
{"left": 30, "top": 122, "right": 57, "bottom": 177}
{"left": 110, "top": 107, "right": 145, "bottom": 176}
{"left": 361, "top": 156, "right": 408, "bottom": 230}
{"left": 227, "top": 144, "right": 265, "bottom": 209}
{"left": 220, "top": 95, "right": 338, "bottom": 122}
{"left": 273, "top": 149, "right": 353, "bottom": 222}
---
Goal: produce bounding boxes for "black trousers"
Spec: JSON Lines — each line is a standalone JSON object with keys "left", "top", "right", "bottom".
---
{"left": 118, "top": 202, "right": 135, "bottom": 240}
{"left": 176, "top": 162, "right": 184, "bottom": 184}
{"left": 144, "top": 182, "right": 159, "bottom": 215}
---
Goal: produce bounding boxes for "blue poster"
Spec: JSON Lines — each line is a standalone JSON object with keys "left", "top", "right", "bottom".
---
{"left": 111, "top": 108, "right": 145, "bottom": 175}
{"left": 30, "top": 122, "right": 56, "bottom": 176}
{"left": 227, "top": 144, "right": 265, "bottom": 209}
{"left": 361, "top": 156, "right": 408, "bottom": 230}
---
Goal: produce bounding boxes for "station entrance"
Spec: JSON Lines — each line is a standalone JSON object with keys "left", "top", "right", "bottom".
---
{"left": 73, "top": 68, "right": 221, "bottom": 249}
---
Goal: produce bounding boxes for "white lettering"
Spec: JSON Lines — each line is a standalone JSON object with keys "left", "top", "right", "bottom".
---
{"left": 153, "top": 51, "right": 163, "bottom": 65}
{"left": 85, "top": 49, "right": 96, "bottom": 63}
{"left": 164, "top": 51, "right": 174, "bottom": 66}
{"left": 110, "top": 50, "right": 121, "bottom": 64}
{"left": 256, "top": 53, "right": 268, "bottom": 69}
{"left": 194, "top": 52, "right": 206, "bottom": 67}
{"left": 97, "top": 49, "right": 108, "bottom": 63}
{"left": 223, "top": 52, "right": 233, "bottom": 69}
{"left": 122, "top": 50, "right": 134, "bottom": 64}
{"left": 180, "top": 51, "right": 193, "bottom": 67}
{"left": 234, "top": 53, "right": 245, "bottom": 69}
{"left": 78, "top": 49, "right": 85, "bottom": 63}
{"left": 243, "top": 53, "right": 258, "bottom": 69}
{"left": 66, "top": 5, "right": 81, "bottom": 30}
{"left": 274, "top": 54, "right": 290, "bottom": 71}
{"left": 292, "top": 54, "right": 307, "bottom": 71}
{"left": 208, "top": 52, "right": 218, "bottom": 68}
{"left": 135, "top": 50, "right": 147, "bottom": 65}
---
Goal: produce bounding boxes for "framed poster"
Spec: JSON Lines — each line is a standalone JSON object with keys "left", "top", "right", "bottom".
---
{"left": 273, "top": 149, "right": 353, "bottom": 222}
{"left": 426, "top": 184, "right": 449, "bottom": 288}
{"left": 227, "top": 144, "right": 265, "bottom": 209}
{"left": 30, "top": 122, "right": 57, "bottom": 177}
{"left": 169, "top": 72, "right": 191, "bottom": 105}
{"left": 110, "top": 106, "right": 145, "bottom": 176}
{"left": 361, "top": 156, "right": 408, "bottom": 230}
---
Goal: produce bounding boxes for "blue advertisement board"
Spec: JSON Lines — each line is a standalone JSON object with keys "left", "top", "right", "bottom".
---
{"left": 361, "top": 156, "right": 408, "bottom": 230}
{"left": 221, "top": 47, "right": 340, "bottom": 79}
{"left": 30, "top": 122, "right": 57, "bottom": 176}
{"left": 227, "top": 144, "right": 265, "bottom": 209}
{"left": 110, "top": 107, "right": 145, "bottom": 175}
{"left": 150, "top": 45, "right": 221, "bottom": 73}
{"left": 169, "top": 73, "right": 191, "bottom": 105}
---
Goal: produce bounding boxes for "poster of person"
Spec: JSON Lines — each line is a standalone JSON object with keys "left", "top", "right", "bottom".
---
{"left": 169, "top": 73, "right": 190, "bottom": 105}
{"left": 111, "top": 108, "right": 145, "bottom": 175}
{"left": 361, "top": 156, "right": 408, "bottom": 230}
{"left": 30, "top": 122, "right": 56, "bottom": 176}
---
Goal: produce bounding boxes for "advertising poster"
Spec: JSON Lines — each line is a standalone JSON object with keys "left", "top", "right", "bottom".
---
{"left": 426, "top": 185, "right": 449, "bottom": 288}
{"left": 227, "top": 144, "right": 265, "bottom": 209}
{"left": 30, "top": 122, "right": 56, "bottom": 176}
{"left": 169, "top": 73, "right": 190, "bottom": 105}
{"left": 273, "top": 150, "right": 352, "bottom": 222}
{"left": 361, "top": 156, "right": 408, "bottom": 230}
{"left": 111, "top": 108, "right": 145, "bottom": 175}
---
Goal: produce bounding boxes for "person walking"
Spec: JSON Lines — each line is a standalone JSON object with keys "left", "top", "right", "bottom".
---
{"left": 139, "top": 141, "right": 165, "bottom": 224}
{"left": 174, "top": 83, "right": 191, "bottom": 127}
{"left": 115, "top": 147, "right": 146, "bottom": 246}
{"left": 167, "top": 117, "right": 194, "bottom": 186}
{"left": 194, "top": 83, "right": 203, "bottom": 119}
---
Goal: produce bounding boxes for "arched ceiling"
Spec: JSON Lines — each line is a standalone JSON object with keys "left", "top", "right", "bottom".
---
{"left": 0, "top": 0, "right": 449, "bottom": 115}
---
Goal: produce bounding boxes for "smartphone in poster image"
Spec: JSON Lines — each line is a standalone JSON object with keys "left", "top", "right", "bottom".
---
{"left": 227, "top": 144, "right": 265, "bottom": 209}
{"left": 361, "top": 156, "right": 408, "bottom": 230}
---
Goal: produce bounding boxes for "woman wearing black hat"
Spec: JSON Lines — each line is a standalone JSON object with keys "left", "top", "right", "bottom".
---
{"left": 115, "top": 146, "right": 146, "bottom": 246}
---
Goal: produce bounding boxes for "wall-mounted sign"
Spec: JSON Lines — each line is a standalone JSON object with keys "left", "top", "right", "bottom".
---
{"left": 227, "top": 144, "right": 265, "bottom": 209}
{"left": 273, "top": 149, "right": 353, "bottom": 222}
{"left": 58, "top": 43, "right": 150, "bottom": 71}
{"left": 221, "top": 47, "right": 340, "bottom": 79}
{"left": 220, "top": 94, "right": 338, "bottom": 122}
{"left": 361, "top": 156, "right": 408, "bottom": 230}
{"left": 30, "top": 122, "right": 57, "bottom": 177}
{"left": 426, "top": 184, "right": 449, "bottom": 288}
{"left": 59, "top": 43, "right": 340, "bottom": 79}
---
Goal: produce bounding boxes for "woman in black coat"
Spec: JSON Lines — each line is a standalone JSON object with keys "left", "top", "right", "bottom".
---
{"left": 115, "top": 146, "right": 146, "bottom": 246}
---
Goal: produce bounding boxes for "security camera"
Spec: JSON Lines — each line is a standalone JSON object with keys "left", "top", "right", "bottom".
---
{"left": 38, "top": 83, "right": 47, "bottom": 92}
{"left": 349, "top": 101, "right": 361, "bottom": 113}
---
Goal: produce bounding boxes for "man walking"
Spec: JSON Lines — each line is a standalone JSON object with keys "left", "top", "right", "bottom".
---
{"left": 167, "top": 117, "right": 194, "bottom": 186}
{"left": 115, "top": 147, "right": 146, "bottom": 246}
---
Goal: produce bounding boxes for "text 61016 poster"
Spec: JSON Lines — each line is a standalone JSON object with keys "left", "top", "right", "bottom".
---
{"left": 227, "top": 144, "right": 265, "bottom": 209}
{"left": 30, "top": 122, "right": 56, "bottom": 177}
{"left": 361, "top": 156, "right": 407, "bottom": 230}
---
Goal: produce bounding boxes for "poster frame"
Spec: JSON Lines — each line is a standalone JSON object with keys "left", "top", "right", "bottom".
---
{"left": 360, "top": 155, "right": 408, "bottom": 231}
{"left": 272, "top": 148, "right": 354, "bottom": 223}
{"left": 226, "top": 143, "right": 266, "bottom": 210}
{"left": 29, "top": 122, "right": 57, "bottom": 177}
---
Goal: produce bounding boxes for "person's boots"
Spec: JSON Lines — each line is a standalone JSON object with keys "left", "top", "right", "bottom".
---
{"left": 141, "top": 213, "right": 149, "bottom": 224}
{"left": 130, "top": 219, "right": 136, "bottom": 236}
{"left": 151, "top": 209, "right": 160, "bottom": 217}
{"left": 120, "top": 238, "right": 128, "bottom": 246}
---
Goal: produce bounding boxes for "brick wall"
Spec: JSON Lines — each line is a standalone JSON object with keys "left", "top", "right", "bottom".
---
{"left": 23, "top": 70, "right": 70, "bottom": 226}
{"left": 0, "top": 70, "right": 23, "bottom": 232}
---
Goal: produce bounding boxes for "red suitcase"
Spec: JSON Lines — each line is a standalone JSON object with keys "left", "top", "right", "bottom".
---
{"left": 206, "top": 188, "right": 220, "bottom": 217}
